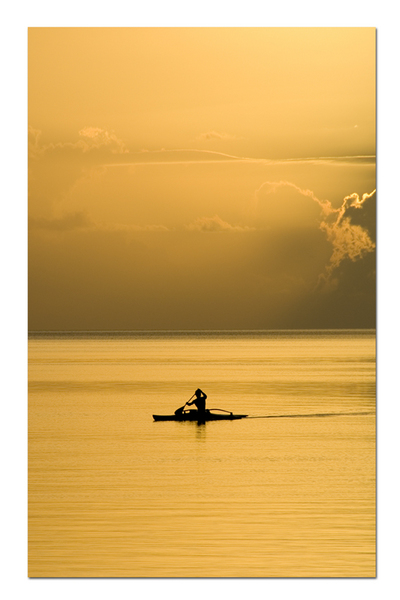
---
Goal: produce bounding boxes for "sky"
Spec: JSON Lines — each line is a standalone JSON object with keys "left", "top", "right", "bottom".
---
{"left": 28, "top": 27, "right": 376, "bottom": 331}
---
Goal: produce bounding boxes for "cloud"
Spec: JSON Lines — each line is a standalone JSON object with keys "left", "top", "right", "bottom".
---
{"left": 333, "top": 189, "right": 376, "bottom": 226}
{"left": 255, "top": 180, "right": 376, "bottom": 288}
{"left": 317, "top": 189, "right": 376, "bottom": 287}
{"left": 78, "top": 127, "right": 128, "bottom": 154}
{"left": 197, "top": 131, "right": 241, "bottom": 141}
{"left": 255, "top": 180, "right": 331, "bottom": 214}
{"left": 28, "top": 126, "right": 45, "bottom": 159}
{"left": 29, "top": 211, "right": 93, "bottom": 232}
{"left": 29, "top": 126, "right": 128, "bottom": 159}
{"left": 106, "top": 148, "right": 375, "bottom": 168}
{"left": 253, "top": 180, "right": 331, "bottom": 233}
{"left": 28, "top": 126, "right": 131, "bottom": 222}
{"left": 186, "top": 215, "right": 254, "bottom": 233}
{"left": 29, "top": 211, "right": 169, "bottom": 234}
{"left": 342, "top": 190, "right": 376, "bottom": 243}
{"left": 319, "top": 219, "right": 375, "bottom": 279}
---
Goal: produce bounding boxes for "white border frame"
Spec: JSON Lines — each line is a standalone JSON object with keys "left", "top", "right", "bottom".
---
{"left": 2, "top": 4, "right": 398, "bottom": 599}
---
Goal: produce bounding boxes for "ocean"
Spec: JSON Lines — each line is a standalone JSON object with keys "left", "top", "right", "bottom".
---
{"left": 28, "top": 330, "right": 375, "bottom": 577}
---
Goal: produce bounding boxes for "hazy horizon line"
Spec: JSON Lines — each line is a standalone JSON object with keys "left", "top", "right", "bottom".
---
{"left": 28, "top": 327, "right": 376, "bottom": 337}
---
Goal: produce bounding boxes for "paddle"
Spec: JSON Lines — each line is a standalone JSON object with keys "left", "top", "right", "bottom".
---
{"left": 174, "top": 394, "right": 195, "bottom": 415}
{"left": 186, "top": 393, "right": 196, "bottom": 406}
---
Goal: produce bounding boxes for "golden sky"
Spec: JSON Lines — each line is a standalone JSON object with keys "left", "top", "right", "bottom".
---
{"left": 28, "top": 27, "right": 376, "bottom": 330}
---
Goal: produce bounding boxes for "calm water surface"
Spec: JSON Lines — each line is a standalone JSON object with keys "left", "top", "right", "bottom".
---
{"left": 28, "top": 330, "right": 375, "bottom": 577}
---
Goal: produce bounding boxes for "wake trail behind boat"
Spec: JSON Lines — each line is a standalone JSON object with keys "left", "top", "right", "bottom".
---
{"left": 246, "top": 411, "right": 374, "bottom": 419}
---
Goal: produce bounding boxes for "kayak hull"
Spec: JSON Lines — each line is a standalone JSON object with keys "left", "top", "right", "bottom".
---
{"left": 153, "top": 410, "right": 247, "bottom": 422}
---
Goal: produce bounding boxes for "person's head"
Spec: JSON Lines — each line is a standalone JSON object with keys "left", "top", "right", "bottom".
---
{"left": 195, "top": 388, "right": 201, "bottom": 398}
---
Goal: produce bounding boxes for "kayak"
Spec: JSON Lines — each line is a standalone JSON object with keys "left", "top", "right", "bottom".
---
{"left": 153, "top": 409, "right": 248, "bottom": 422}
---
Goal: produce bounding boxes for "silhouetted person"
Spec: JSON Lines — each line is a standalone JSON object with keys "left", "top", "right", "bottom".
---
{"left": 187, "top": 388, "right": 207, "bottom": 418}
